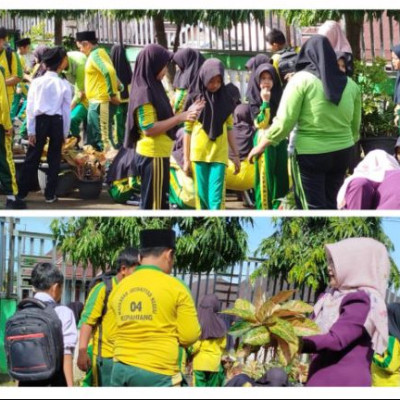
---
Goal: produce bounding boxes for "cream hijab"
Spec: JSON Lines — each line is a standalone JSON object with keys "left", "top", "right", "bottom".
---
{"left": 314, "top": 238, "right": 390, "bottom": 355}
{"left": 337, "top": 150, "right": 400, "bottom": 209}
{"left": 318, "top": 20, "right": 353, "bottom": 54}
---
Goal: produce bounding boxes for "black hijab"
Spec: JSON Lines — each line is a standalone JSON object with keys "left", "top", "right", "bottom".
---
{"left": 173, "top": 48, "right": 205, "bottom": 90}
{"left": 185, "top": 58, "right": 236, "bottom": 141}
{"left": 245, "top": 54, "right": 270, "bottom": 72}
{"left": 296, "top": 35, "right": 347, "bottom": 105}
{"left": 111, "top": 44, "right": 133, "bottom": 100}
{"left": 230, "top": 104, "right": 255, "bottom": 161}
{"left": 125, "top": 44, "right": 175, "bottom": 148}
{"left": 197, "top": 294, "right": 228, "bottom": 340}
{"left": 247, "top": 63, "right": 282, "bottom": 121}
{"left": 106, "top": 147, "right": 137, "bottom": 184}
{"left": 225, "top": 83, "right": 242, "bottom": 106}
{"left": 255, "top": 368, "right": 289, "bottom": 387}
{"left": 171, "top": 127, "right": 185, "bottom": 169}
{"left": 246, "top": 54, "right": 271, "bottom": 102}
{"left": 388, "top": 303, "right": 400, "bottom": 341}
{"left": 391, "top": 45, "right": 400, "bottom": 104}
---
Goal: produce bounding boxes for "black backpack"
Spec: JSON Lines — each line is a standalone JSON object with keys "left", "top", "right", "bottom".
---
{"left": 87, "top": 272, "right": 115, "bottom": 358}
{"left": 277, "top": 50, "right": 298, "bottom": 83}
{"left": 4, "top": 298, "right": 64, "bottom": 383}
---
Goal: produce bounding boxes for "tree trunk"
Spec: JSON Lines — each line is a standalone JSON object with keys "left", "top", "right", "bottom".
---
{"left": 153, "top": 13, "right": 174, "bottom": 89}
{"left": 54, "top": 15, "right": 63, "bottom": 46}
{"left": 344, "top": 13, "right": 364, "bottom": 60}
{"left": 118, "top": 20, "right": 124, "bottom": 46}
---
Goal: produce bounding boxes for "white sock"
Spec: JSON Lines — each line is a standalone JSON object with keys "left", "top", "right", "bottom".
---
{"left": 7, "top": 195, "right": 16, "bottom": 201}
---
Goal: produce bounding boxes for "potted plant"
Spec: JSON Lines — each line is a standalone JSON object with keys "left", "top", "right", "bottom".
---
{"left": 221, "top": 289, "right": 320, "bottom": 367}
{"left": 355, "top": 57, "right": 398, "bottom": 155}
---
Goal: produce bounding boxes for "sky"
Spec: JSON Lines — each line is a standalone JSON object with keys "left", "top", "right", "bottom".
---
{"left": 16, "top": 216, "right": 400, "bottom": 268}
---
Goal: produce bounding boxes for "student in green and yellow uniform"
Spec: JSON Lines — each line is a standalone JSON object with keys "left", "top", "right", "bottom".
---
{"left": 109, "top": 229, "right": 201, "bottom": 387}
{"left": 11, "top": 38, "right": 31, "bottom": 121}
{"left": 110, "top": 44, "right": 132, "bottom": 149}
{"left": 248, "top": 36, "right": 361, "bottom": 210}
{"left": 190, "top": 294, "right": 227, "bottom": 387}
{"left": 0, "top": 65, "right": 26, "bottom": 209}
{"left": 77, "top": 248, "right": 139, "bottom": 387}
{"left": 172, "top": 48, "right": 205, "bottom": 115}
{"left": 183, "top": 59, "right": 240, "bottom": 210}
{"left": 63, "top": 51, "right": 88, "bottom": 141}
{"left": 76, "top": 31, "right": 120, "bottom": 152}
{"left": 0, "top": 27, "right": 23, "bottom": 108}
{"left": 125, "top": 44, "right": 204, "bottom": 210}
{"left": 247, "top": 62, "right": 289, "bottom": 210}
{"left": 372, "top": 303, "right": 400, "bottom": 387}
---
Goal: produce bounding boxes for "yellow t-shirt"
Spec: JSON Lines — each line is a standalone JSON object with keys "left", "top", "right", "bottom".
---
{"left": 0, "top": 67, "right": 12, "bottom": 130}
{"left": 0, "top": 49, "right": 23, "bottom": 104}
{"left": 85, "top": 47, "right": 119, "bottom": 103}
{"left": 79, "top": 277, "right": 119, "bottom": 358}
{"left": 135, "top": 103, "right": 174, "bottom": 158}
{"left": 109, "top": 265, "right": 201, "bottom": 376}
{"left": 192, "top": 337, "right": 227, "bottom": 372}
{"left": 185, "top": 115, "right": 234, "bottom": 165}
{"left": 372, "top": 336, "right": 400, "bottom": 387}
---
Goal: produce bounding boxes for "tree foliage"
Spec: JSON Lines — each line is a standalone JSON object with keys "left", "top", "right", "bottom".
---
{"left": 51, "top": 217, "right": 252, "bottom": 274}
{"left": 252, "top": 217, "right": 400, "bottom": 292}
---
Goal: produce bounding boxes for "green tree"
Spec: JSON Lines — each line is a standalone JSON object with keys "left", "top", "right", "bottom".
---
{"left": 2, "top": 10, "right": 92, "bottom": 45}
{"left": 252, "top": 217, "right": 400, "bottom": 296}
{"left": 51, "top": 217, "right": 252, "bottom": 275}
{"left": 274, "top": 10, "right": 400, "bottom": 61}
{"left": 106, "top": 10, "right": 265, "bottom": 82}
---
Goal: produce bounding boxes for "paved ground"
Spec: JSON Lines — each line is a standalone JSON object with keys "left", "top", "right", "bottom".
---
{"left": 0, "top": 189, "right": 248, "bottom": 210}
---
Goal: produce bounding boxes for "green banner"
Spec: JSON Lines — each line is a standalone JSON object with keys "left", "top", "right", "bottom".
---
{"left": 0, "top": 298, "right": 17, "bottom": 375}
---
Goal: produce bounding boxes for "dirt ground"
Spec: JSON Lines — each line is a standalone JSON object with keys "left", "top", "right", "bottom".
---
{"left": 0, "top": 189, "right": 248, "bottom": 211}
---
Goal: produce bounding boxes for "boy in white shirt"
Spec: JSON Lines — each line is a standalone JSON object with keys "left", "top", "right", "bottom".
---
{"left": 18, "top": 47, "right": 71, "bottom": 203}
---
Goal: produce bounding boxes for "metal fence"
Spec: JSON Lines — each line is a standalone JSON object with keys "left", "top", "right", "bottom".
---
{"left": 3, "top": 11, "right": 400, "bottom": 61}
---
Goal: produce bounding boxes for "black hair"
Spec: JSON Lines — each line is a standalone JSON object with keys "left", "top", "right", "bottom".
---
{"left": 0, "top": 27, "right": 7, "bottom": 40}
{"left": 139, "top": 247, "right": 173, "bottom": 259}
{"left": 31, "top": 263, "right": 64, "bottom": 291}
{"left": 115, "top": 247, "right": 140, "bottom": 272}
{"left": 46, "top": 47, "right": 68, "bottom": 72}
{"left": 266, "top": 29, "right": 286, "bottom": 46}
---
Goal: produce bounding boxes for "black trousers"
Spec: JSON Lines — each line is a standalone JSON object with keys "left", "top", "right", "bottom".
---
{"left": 296, "top": 146, "right": 353, "bottom": 210}
{"left": 135, "top": 153, "right": 170, "bottom": 210}
{"left": 18, "top": 115, "right": 64, "bottom": 199}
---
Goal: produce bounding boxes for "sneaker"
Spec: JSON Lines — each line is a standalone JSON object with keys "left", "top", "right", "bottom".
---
{"left": 45, "top": 196, "right": 58, "bottom": 204}
{"left": 125, "top": 194, "right": 140, "bottom": 207}
{"left": 5, "top": 198, "right": 27, "bottom": 210}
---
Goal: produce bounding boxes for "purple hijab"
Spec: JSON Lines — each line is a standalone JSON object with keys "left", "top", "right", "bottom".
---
{"left": 230, "top": 104, "right": 255, "bottom": 161}
{"left": 31, "top": 45, "right": 49, "bottom": 79}
{"left": 125, "top": 44, "right": 175, "bottom": 148}
{"left": 185, "top": 58, "right": 236, "bottom": 141}
{"left": 173, "top": 48, "right": 205, "bottom": 90}
{"left": 247, "top": 62, "right": 282, "bottom": 121}
{"left": 245, "top": 54, "right": 270, "bottom": 72}
{"left": 198, "top": 294, "right": 227, "bottom": 340}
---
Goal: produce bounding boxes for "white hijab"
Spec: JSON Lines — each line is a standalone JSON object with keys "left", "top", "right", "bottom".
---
{"left": 337, "top": 150, "right": 400, "bottom": 209}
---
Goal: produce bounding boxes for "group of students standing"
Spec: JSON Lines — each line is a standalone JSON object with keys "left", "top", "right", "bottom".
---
{"left": 0, "top": 29, "right": 133, "bottom": 209}
{"left": 111, "top": 21, "right": 363, "bottom": 210}
{"left": 6, "top": 231, "right": 400, "bottom": 387}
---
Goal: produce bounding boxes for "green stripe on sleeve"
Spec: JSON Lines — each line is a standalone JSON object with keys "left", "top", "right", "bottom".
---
{"left": 373, "top": 336, "right": 396, "bottom": 369}
{"left": 79, "top": 282, "right": 105, "bottom": 328}
{"left": 138, "top": 104, "right": 155, "bottom": 130}
{"left": 14, "top": 53, "right": 23, "bottom": 79}
{"left": 92, "top": 49, "right": 115, "bottom": 97}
